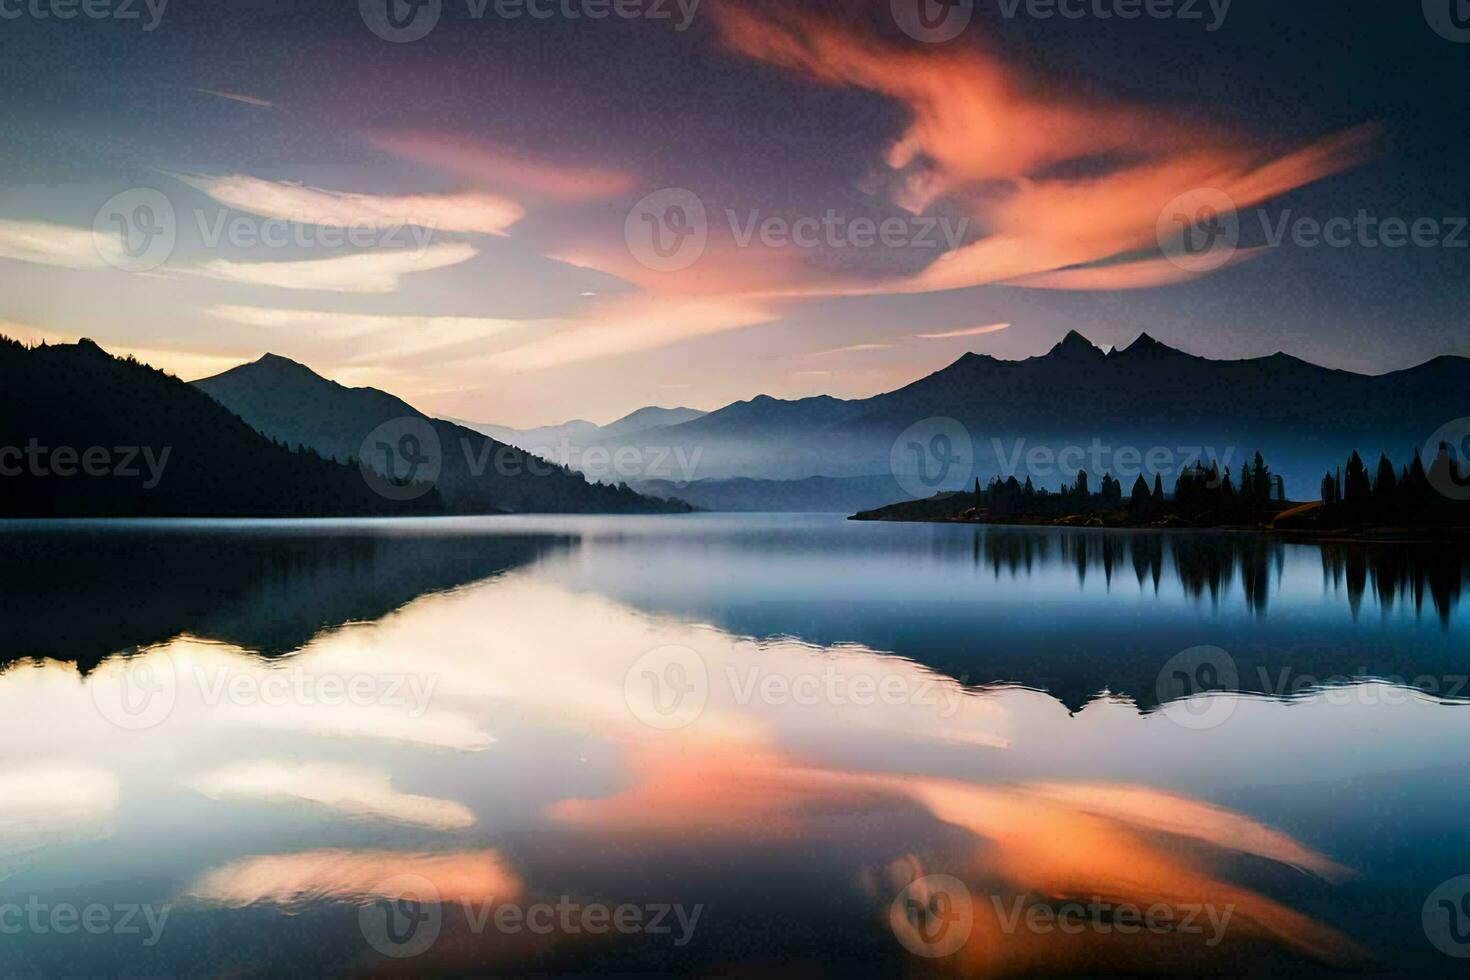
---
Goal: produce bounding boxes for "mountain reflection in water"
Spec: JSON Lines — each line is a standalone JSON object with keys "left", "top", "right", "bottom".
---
{"left": 0, "top": 520, "right": 567, "bottom": 666}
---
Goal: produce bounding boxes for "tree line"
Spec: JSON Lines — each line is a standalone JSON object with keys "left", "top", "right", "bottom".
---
{"left": 969, "top": 445, "right": 1468, "bottom": 527}
{"left": 1319, "top": 444, "right": 1468, "bottom": 526}
{"left": 974, "top": 450, "right": 1287, "bottom": 523}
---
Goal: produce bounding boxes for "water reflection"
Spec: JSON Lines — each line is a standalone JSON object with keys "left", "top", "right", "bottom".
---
{"left": 536, "top": 519, "right": 1470, "bottom": 713}
{"left": 0, "top": 517, "right": 1467, "bottom": 974}
{"left": 975, "top": 528, "right": 1466, "bottom": 622}
{"left": 1320, "top": 542, "right": 1466, "bottom": 623}
{"left": 0, "top": 521, "right": 564, "bottom": 666}
{"left": 5, "top": 518, "right": 1469, "bottom": 714}
{"left": 547, "top": 741, "right": 1365, "bottom": 974}
{"left": 189, "top": 848, "right": 522, "bottom": 909}
{"left": 1, "top": 566, "right": 1384, "bottom": 974}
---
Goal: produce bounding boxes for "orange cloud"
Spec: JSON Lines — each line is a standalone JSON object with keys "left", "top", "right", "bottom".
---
{"left": 547, "top": 743, "right": 1366, "bottom": 972}
{"left": 713, "top": 1, "right": 1379, "bottom": 294}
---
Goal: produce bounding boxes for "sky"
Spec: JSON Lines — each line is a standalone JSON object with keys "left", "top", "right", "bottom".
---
{"left": 0, "top": 0, "right": 1466, "bottom": 427}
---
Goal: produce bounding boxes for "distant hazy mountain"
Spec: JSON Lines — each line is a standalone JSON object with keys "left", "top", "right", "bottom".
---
{"left": 455, "top": 417, "right": 599, "bottom": 451}
{"left": 563, "top": 332, "right": 1470, "bottom": 500}
{"left": 0, "top": 337, "right": 441, "bottom": 517}
{"left": 195, "top": 355, "right": 690, "bottom": 515}
{"left": 462, "top": 405, "right": 708, "bottom": 457}
{"left": 633, "top": 475, "right": 911, "bottom": 513}
{"left": 598, "top": 406, "right": 709, "bottom": 438}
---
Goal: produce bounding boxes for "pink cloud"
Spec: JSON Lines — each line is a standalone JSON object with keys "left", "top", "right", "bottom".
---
{"left": 713, "top": 1, "right": 1379, "bottom": 294}
{"left": 367, "top": 130, "right": 638, "bottom": 203}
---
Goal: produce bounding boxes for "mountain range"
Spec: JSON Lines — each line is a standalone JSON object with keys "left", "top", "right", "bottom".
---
{"left": 471, "top": 331, "right": 1469, "bottom": 507}
{"left": 0, "top": 337, "right": 447, "bottom": 518}
{"left": 194, "top": 355, "right": 690, "bottom": 515}
{"left": 0, "top": 336, "right": 687, "bottom": 517}
{"left": 8, "top": 331, "right": 1465, "bottom": 517}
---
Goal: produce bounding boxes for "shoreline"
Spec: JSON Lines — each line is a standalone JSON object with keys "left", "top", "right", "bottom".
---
{"left": 847, "top": 513, "right": 1470, "bottom": 545}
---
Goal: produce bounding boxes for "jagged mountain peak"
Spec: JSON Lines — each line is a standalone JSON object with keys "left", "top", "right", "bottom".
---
{"left": 1044, "top": 329, "right": 1106, "bottom": 361}
{"left": 1110, "top": 332, "right": 1189, "bottom": 359}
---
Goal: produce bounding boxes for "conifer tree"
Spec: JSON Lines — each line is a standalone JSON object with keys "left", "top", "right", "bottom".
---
{"left": 1129, "top": 474, "right": 1152, "bottom": 519}
{"left": 1374, "top": 453, "right": 1397, "bottom": 504}
{"left": 1251, "top": 452, "right": 1271, "bottom": 499}
{"left": 1344, "top": 450, "right": 1371, "bottom": 503}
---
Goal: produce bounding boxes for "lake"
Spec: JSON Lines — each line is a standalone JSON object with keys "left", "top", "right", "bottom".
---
{"left": 2, "top": 514, "right": 1468, "bottom": 975}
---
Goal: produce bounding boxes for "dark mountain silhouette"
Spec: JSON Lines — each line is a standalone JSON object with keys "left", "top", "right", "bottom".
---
{"left": 558, "top": 331, "right": 1470, "bottom": 500}
{"left": 0, "top": 337, "right": 442, "bottom": 517}
{"left": 194, "top": 354, "right": 691, "bottom": 514}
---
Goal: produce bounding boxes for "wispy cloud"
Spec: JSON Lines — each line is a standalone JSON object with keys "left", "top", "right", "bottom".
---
{"left": 197, "top": 89, "right": 273, "bottom": 108}
{"left": 916, "top": 322, "right": 1012, "bottom": 340}
{"left": 475, "top": 293, "right": 778, "bottom": 372}
{"left": 195, "top": 242, "right": 477, "bottom": 293}
{"left": 1003, "top": 251, "right": 1266, "bottom": 291}
{"left": 174, "top": 173, "right": 524, "bottom": 237}
{"left": 207, "top": 305, "right": 522, "bottom": 361}
{"left": 807, "top": 342, "right": 893, "bottom": 355}
{"left": 368, "top": 131, "right": 638, "bottom": 203}
{"left": 0, "top": 219, "right": 116, "bottom": 269}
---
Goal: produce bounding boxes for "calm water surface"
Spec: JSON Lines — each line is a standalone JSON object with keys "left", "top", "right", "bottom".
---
{"left": 2, "top": 515, "right": 1468, "bottom": 976}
